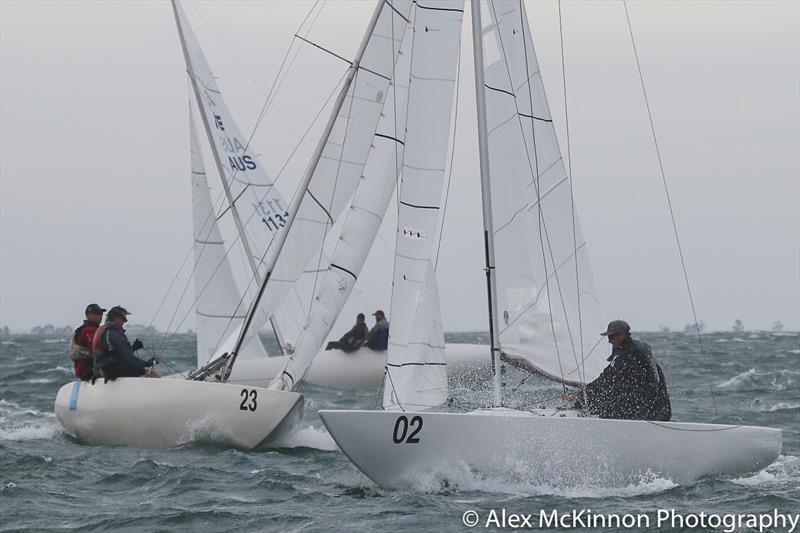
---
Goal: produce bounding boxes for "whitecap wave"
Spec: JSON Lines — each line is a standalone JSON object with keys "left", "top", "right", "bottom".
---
{"left": 718, "top": 368, "right": 757, "bottom": 389}
{"left": 272, "top": 425, "right": 338, "bottom": 451}
{"left": 767, "top": 402, "right": 800, "bottom": 412}
{"left": 0, "top": 422, "right": 60, "bottom": 441}
{"left": 0, "top": 399, "right": 60, "bottom": 441}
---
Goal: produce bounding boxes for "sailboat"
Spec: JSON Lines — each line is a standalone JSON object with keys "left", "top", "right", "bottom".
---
{"left": 319, "top": 0, "right": 782, "bottom": 488}
{"left": 53, "top": 0, "right": 416, "bottom": 449}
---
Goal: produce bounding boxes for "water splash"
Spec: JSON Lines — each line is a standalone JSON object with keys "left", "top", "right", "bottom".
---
{"left": 272, "top": 425, "right": 338, "bottom": 451}
{"left": 730, "top": 455, "right": 800, "bottom": 487}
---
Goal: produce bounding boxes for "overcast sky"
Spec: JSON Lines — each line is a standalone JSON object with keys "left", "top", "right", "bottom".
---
{"left": 1, "top": 0, "right": 798, "bottom": 335}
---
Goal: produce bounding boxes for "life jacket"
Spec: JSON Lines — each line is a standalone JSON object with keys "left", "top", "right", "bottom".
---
{"left": 92, "top": 324, "right": 110, "bottom": 357}
{"left": 70, "top": 322, "right": 97, "bottom": 380}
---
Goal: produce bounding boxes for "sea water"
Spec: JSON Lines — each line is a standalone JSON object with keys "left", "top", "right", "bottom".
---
{"left": 1, "top": 331, "right": 798, "bottom": 531}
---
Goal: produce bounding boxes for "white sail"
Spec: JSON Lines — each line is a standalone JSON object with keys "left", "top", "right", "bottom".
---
{"left": 173, "top": 1, "right": 290, "bottom": 268}
{"left": 479, "top": 0, "right": 606, "bottom": 384}
{"left": 272, "top": 19, "right": 414, "bottom": 390}
{"left": 190, "top": 109, "right": 269, "bottom": 367}
{"left": 383, "top": 0, "right": 464, "bottom": 412}
{"left": 219, "top": 0, "right": 415, "bottom": 365}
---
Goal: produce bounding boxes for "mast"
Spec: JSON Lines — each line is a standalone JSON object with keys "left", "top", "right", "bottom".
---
{"left": 226, "top": 0, "right": 388, "bottom": 376}
{"left": 471, "top": 0, "right": 503, "bottom": 406}
{"left": 171, "top": 0, "right": 288, "bottom": 356}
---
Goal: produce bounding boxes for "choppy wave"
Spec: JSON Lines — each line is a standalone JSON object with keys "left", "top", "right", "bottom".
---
{"left": 717, "top": 367, "right": 798, "bottom": 391}
{"left": 718, "top": 368, "right": 758, "bottom": 389}
{"left": 767, "top": 402, "right": 800, "bottom": 412}
{"left": 0, "top": 399, "right": 61, "bottom": 441}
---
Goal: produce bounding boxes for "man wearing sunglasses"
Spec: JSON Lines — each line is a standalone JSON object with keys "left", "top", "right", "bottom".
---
{"left": 564, "top": 320, "right": 671, "bottom": 421}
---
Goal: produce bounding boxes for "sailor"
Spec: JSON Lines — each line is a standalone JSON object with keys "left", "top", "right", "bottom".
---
{"left": 564, "top": 320, "right": 671, "bottom": 421}
{"left": 92, "top": 306, "right": 159, "bottom": 381}
{"left": 69, "top": 303, "right": 105, "bottom": 380}
{"left": 364, "top": 310, "right": 390, "bottom": 351}
{"left": 325, "top": 313, "right": 369, "bottom": 353}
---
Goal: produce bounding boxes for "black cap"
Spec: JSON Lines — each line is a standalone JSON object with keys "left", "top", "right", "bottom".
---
{"left": 107, "top": 306, "right": 131, "bottom": 319}
{"left": 85, "top": 304, "right": 106, "bottom": 315}
{"left": 357, "top": 313, "right": 365, "bottom": 320}
{"left": 373, "top": 310, "right": 385, "bottom": 317}
{"left": 601, "top": 319, "right": 630, "bottom": 337}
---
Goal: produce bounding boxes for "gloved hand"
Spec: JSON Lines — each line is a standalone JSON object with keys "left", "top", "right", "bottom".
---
{"left": 131, "top": 338, "right": 144, "bottom": 352}
{"left": 145, "top": 357, "right": 155, "bottom": 367}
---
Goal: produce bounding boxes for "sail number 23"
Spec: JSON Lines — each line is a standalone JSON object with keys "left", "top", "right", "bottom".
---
{"left": 392, "top": 415, "right": 423, "bottom": 444}
{"left": 239, "top": 388, "right": 257, "bottom": 412}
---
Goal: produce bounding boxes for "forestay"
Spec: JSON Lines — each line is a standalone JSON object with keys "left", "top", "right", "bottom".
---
{"left": 383, "top": 0, "right": 464, "bottom": 412}
{"left": 271, "top": 16, "right": 415, "bottom": 391}
{"left": 190, "top": 110, "right": 269, "bottom": 367}
{"left": 479, "top": 0, "right": 605, "bottom": 385}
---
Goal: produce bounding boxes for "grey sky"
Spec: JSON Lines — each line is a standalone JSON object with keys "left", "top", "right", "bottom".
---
{"left": 1, "top": 0, "right": 798, "bottom": 334}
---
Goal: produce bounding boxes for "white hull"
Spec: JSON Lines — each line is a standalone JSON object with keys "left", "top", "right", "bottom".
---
{"left": 55, "top": 378, "right": 302, "bottom": 449}
{"left": 228, "top": 343, "right": 488, "bottom": 389}
{"left": 319, "top": 408, "right": 782, "bottom": 489}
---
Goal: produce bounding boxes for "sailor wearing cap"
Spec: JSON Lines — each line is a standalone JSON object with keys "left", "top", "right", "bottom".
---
{"left": 69, "top": 304, "right": 107, "bottom": 380}
{"left": 364, "top": 310, "right": 390, "bottom": 351}
{"left": 91, "top": 306, "right": 160, "bottom": 381}
{"left": 563, "top": 320, "right": 671, "bottom": 421}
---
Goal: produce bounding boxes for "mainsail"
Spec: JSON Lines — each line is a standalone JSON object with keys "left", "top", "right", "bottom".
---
{"left": 479, "top": 0, "right": 606, "bottom": 385}
{"left": 190, "top": 109, "right": 268, "bottom": 366}
{"left": 383, "top": 0, "right": 465, "bottom": 411}
{"left": 272, "top": 14, "right": 414, "bottom": 391}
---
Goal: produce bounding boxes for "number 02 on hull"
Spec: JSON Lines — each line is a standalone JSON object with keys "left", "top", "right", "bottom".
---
{"left": 55, "top": 378, "right": 303, "bottom": 449}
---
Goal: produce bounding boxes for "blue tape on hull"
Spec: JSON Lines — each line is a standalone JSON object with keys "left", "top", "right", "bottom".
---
{"left": 69, "top": 381, "right": 81, "bottom": 411}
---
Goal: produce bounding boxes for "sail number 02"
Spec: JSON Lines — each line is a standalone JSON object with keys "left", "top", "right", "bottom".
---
{"left": 392, "top": 415, "right": 423, "bottom": 444}
{"left": 239, "top": 388, "right": 257, "bottom": 412}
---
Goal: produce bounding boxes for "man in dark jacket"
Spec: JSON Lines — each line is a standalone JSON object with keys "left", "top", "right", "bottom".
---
{"left": 326, "top": 313, "right": 369, "bottom": 353}
{"left": 565, "top": 320, "right": 671, "bottom": 421}
{"left": 92, "top": 306, "right": 159, "bottom": 380}
{"left": 364, "top": 310, "right": 389, "bottom": 351}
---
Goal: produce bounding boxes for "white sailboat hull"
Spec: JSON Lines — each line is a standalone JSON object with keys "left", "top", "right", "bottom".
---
{"left": 228, "top": 343, "right": 489, "bottom": 389}
{"left": 319, "top": 408, "right": 782, "bottom": 489}
{"left": 54, "top": 378, "right": 303, "bottom": 449}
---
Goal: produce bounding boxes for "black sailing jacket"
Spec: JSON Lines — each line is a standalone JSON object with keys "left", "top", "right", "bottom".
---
{"left": 575, "top": 336, "right": 671, "bottom": 421}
